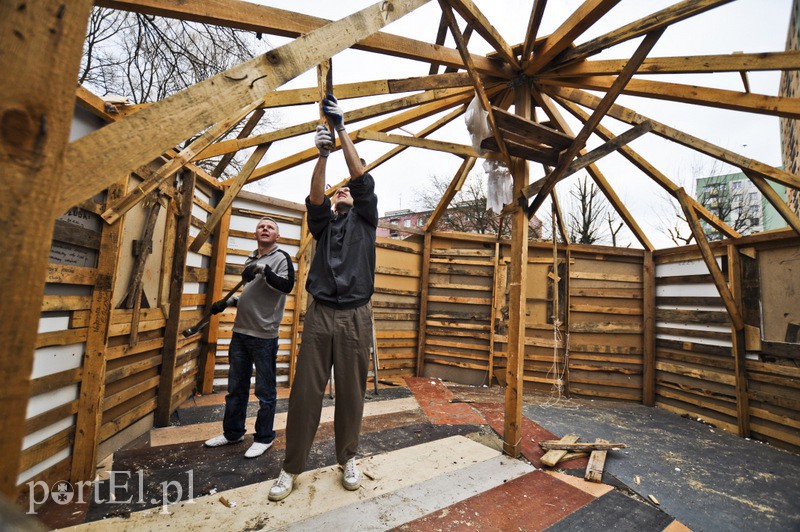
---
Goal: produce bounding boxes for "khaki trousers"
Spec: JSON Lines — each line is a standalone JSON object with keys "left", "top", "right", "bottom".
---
{"left": 283, "top": 300, "right": 372, "bottom": 474}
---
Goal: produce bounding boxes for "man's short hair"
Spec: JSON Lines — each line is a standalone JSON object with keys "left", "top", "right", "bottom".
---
{"left": 257, "top": 216, "right": 280, "bottom": 235}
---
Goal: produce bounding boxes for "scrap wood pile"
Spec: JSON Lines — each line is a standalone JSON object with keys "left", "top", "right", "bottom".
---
{"left": 538, "top": 434, "right": 627, "bottom": 483}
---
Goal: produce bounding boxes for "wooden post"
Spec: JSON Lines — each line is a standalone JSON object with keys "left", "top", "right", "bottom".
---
{"left": 155, "top": 170, "right": 196, "bottom": 426}
{"left": 503, "top": 82, "right": 531, "bottom": 458}
{"left": 0, "top": 0, "right": 92, "bottom": 497}
{"left": 198, "top": 193, "right": 231, "bottom": 394}
{"left": 289, "top": 216, "right": 310, "bottom": 386}
{"left": 70, "top": 182, "right": 126, "bottom": 483}
{"left": 564, "top": 248, "right": 571, "bottom": 396}
{"left": 488, "top": 242, "right": 502, "bottom": 387}
{"left": 415, "top": 232, "right": 433, "bottom": 376}
{"left": 728, "top": 245, "right": 751, "bottom": 437}
{"left": 642, "top": 250, "right": 656, "bottom": 406}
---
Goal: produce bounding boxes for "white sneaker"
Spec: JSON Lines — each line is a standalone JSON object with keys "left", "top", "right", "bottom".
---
{"left": 268, "top": 469, "right": 296, "bottom": 502}
{"left": 204, "top": 434, "right": 244, "bottom": 447}
{"left": 342, "top": 457, "right": 361, "bottom": 491}
{"left": 244, "top": 441, "right": 273, "bottom": 458}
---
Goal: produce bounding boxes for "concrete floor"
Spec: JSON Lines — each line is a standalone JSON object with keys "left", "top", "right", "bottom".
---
{"left": 32, "top": 379, "right": 798, "bottom": 531}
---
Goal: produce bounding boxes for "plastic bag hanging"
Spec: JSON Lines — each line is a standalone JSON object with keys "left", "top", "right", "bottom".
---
{"left": 484, "top": 159, "right": 512, "bottom": 214}
{"left": 465, "top": 94, "right": 492, "bottom": 154}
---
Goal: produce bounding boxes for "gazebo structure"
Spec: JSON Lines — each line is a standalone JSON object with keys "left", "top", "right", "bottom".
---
{"left": 1, "top": 0, "right": 798, "bottom": 525}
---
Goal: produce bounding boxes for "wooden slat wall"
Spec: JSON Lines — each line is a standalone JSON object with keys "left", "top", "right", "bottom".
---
{"left": 654, "top": 237, "right": 800, "bottom": 453}
{"left": 422, "top": 236, "right": 495, "bottom": 383}
{"left": 567, "top": 249, "right": 645, "bottom": 401}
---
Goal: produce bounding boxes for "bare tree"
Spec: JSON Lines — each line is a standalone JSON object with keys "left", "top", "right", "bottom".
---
{"left": 567, "top": 176, "right": 610, "bottom": 245}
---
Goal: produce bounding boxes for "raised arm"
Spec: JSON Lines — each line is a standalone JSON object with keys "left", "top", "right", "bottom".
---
{"left": 323, "top": 94, "right": 365, "bottom": 180}
{"left": 309, "top": 125, "right": 334, "bottom": 206}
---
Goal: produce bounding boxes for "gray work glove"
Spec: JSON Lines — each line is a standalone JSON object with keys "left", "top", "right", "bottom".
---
{"left": 242, "top": 262, "right": 266, "bottom": 283}
{"left": 322, "top": 94, "right": 345, "bottom": 131}
{"left": 315, "top": 125, "right": 334, "bottom": 157}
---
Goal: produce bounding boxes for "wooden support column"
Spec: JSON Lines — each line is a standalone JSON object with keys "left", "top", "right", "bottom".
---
{"left": 503, "top": 83, "right": 531, "bottom": 458}
{"left": 488, "top": 242, "right": 502, "bottom": 387}
{"left": 155, "top": 171, "right": 196, "bottom": 426}
{"left": 728, "top": 245, "right": 751, "bottom": 437}
{"left": 0, "top": 0, "right": 92, "bottom": 497}
{"left": 289, "top": 216, "right": 311, "bottom": 386}
{"left": 70, "top": 182, "right": 126, "bottom": 483}
{"left": 563, "top": 248, "right": 571, "bottom": 396}
{"left": 415, "top": 232, "right": 433, "bottom": 377}
{"left": 642, "top": 250, "right": 656, "bottom": 406}
{"left": 198, "top": 193, "right": 232, "bottom": 394}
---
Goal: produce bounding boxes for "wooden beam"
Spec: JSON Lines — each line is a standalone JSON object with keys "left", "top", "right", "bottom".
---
{"left": 531, "top": 92, "right": 654, "bottom": 250}
{"left": 540, "top": 75, "right": 800, "bottom": 120}
{"left": 481, "top": 136, "right": 561, "bottom": 166}
{"left": 743, "top": 169, "right": 800, "bottom": 236}
{"left": 551, "top": 0, "right": 735, "bottom": 67}
{"left": 61, "top": 0, "right": 434, "bottom": 212}
{"left": 200, "top": 86, "right": 475, "bottom": 161}
{"left": 97, "top": 0, "right": 510, "bottom": 78}
{"left": 0, "top": 0, "right": 93, "bottom": 497}
{"left": 564, "top": 122, "right": 653, "bottom": 177}
{"left": 642, "top": 250, "right": 655, "bottom": 406}
{"left": 727, "top": 245, "right": 751, "bottom": 437}
{"left": 198, "top": 194, "right": 231, "bottom": 395}
{"left": 548, "top": 86, "right": 800, "bottom": 191}
{"left": 550, "top": 94, "right": 741, "bottom": 239}
{"left": 244, "top": 89, "right": 484, "bottom": 184}
{"left": 69, "top": 182, "right": 126, "bottom": 483}
{"left": 527, "top": 29, "right": 664, "bottom": 219}
{"left": 447, "top": 0, "right": 520, "bottom": 68}
{"left": 415, "top": 232, "right": 433, "bottom": 376}
{"left": 522, "top": 0, "right": 548, "bottom": 63}
{"left": 551, "top": 188, "right": 569, "bottom": 244}
{"left": 189, "top": 143, "right": 270, "bottom": 253}
{"left": 357, "top": 129, "right": 490, "bottom": 159}
{"left": 211, "top": 109, "right": 265, "bottom": 178}
{"left": 429, "top": 13, "right": 450, "bottom": 74}
{"left": 492, "top": 106, "right": 574, "bottom": 149}
{"left": 503, "top": 82, "right": 532, "bottom": 458}
{"left": 155, "top": 170, "right": 196, "bottom": 426}
{"left": 676, "top": 189, "right": 744, "bottom": 330}
{"left": 425, "top": 157, "right": 477, "bottom": 231}
{"left": 488, "top": 241, "right": 503, "bottom": 386}
{"left": 524, "top": 0, "right": 621, "bottom": 74}
{"left": 540, "top": 51, "right": 800, "bottom": 77}
{"left": 438, "top": 0, "right": 512, "bottom": 168}
{"left": 100, "top": 103, "right": 258, "bottom": 225}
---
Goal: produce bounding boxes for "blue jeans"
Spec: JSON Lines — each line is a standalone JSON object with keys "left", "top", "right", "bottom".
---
{"left": 223, "top": 332, "right": 278, "bottom": 444}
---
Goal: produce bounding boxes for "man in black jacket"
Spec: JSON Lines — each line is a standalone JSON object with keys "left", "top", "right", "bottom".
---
{"left": 269, "top": 94, "right": 377, "bottom": 501}
{"left": 204, "top": 217, "right": 295, "bottom": 458}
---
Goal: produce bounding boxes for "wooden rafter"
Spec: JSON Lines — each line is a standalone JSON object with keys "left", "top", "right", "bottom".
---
{"left": 211, "top": 109, "right": 264, "bottom": 178}
{"left": 438, "top": 0, "right": 512, "bottom": 168}
{"left": 552, "top": 94, "right": 741, "bottom": 239}
{"left": 549, "top": 86, "right": 800, "bottom": 191}
{"left": 199, "top": 86, "right": 475, "bottom": 161}
{"left": 97, "top": 0, "right": 510, "bottom": 78}
{"left": 447, "top": 0, "right": 520, "bottom": 68}
{"left": 61, "top": 0, "right": 433, "bottom": 212}
{"left": 425, "top": 157, "right": 478, "bottom": 231}
{"left": 524, "top": 0, "right": 621, "bottom": 75}
{"left": 527, "top": 29, "right": 664, "bottom": 219}
{"left": 539, "top": 75, "right": 800, "bottom": 119}
{"left": 539, "top": 51, "right": 800, "bottom": 77}
{"left": 742, "top": 170, "right": 800, "bottom": 235}
{"left": 550, "top": 188, "right": 569, "bottom": 244}
{"left": 429, "top": 13, "right": 450, "bottom": 74}
{"left": 532, "top": 92, "right": 654, "bottom": 250}
{"left": 522, "top": 0, "right": 548, "bottom": 64}
{"left": 562, "top": 121, "right": 653, "bottom": 179}
{"left": 551, "top": 0, "right": 736, "bottom": 67}
{"left": 357, "top": 130, "right": 495, "bottom": 160}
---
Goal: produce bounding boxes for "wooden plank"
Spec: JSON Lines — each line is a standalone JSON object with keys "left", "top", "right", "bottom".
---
{"left": 743, "top": 170, "right": 800, "bottom": 236}
{"left": 542, "top": 75, "right": 800, "bottom": 120}
{"left": 526, "top": 29, "right": 664, "bottom": 219}
{"left": 357, "top": 129, "right": 487, "bottom": 159}
{"left": 155, "top": 170, "right": 195, "bottom": 426}
{"left": 425, "top": 157, "right": 476, "bottom": 231}
{"left": 0, "top": 0, "right": 93, "bottom": 497}
{"left": 503, "top": 83, "right": 532, "bottom": 458}
{"left": 522, "top": 0, "right": 548, "bottom": 63}
{"left": 97, "top": 0, "right": 508, "bottom": 78}
{"left": 61, "top": 0, "right": 434, "bottom": 212}
{"left": 448, "top": 0, "right": 519, "bottom": 68}
{"left": 542, "top": 440, "right": 625, "bottom": 451}
{"left": 540, "top": 434, "right": 580, "bottom": 467}
{"left": 543, "top": 50, "right": 800, "bottom": 77}
{"left": 565, "top": 122, "right": 653, "bottom": 176}
{"left": 548, "top": 86, "right": 800, "bottom": 191}
{"left": 554, "top": 0, "right": 735, "bottom": 66}
{"left": 416, "top": 233, "right": 432, "bottom": 375}
{"left": 492, "top": 106, "right": 574, "bottom": 149}
{"left": 728, "top": 245, "right": 750, "bottom": 437}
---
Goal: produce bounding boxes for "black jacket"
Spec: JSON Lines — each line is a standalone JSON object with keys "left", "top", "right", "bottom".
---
{"left": 305, "top": 173, "right": 378, "bottom": 309}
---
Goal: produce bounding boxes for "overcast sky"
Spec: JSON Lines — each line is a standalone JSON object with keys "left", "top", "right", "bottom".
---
{"left": 244, "top": 0, "right": 793, "bottom": 248}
